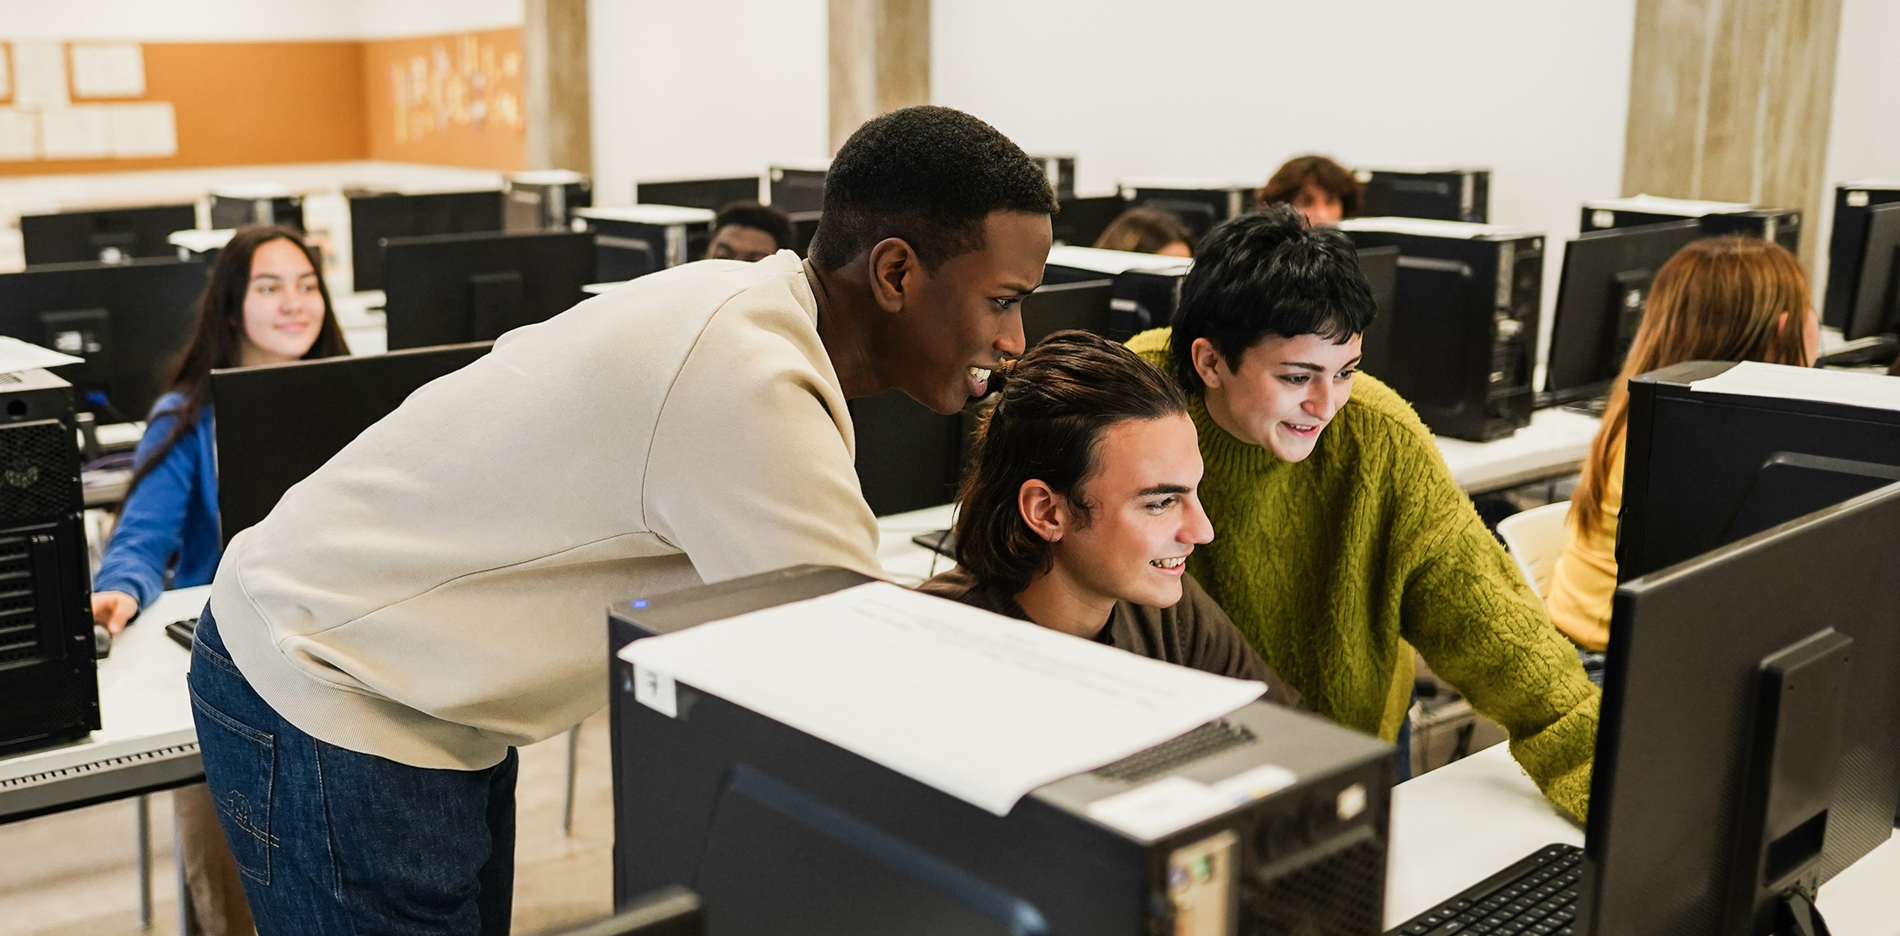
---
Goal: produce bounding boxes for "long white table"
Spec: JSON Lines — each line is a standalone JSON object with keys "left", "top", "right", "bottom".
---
{"left": 1432, "top": 407, "right": 1601, "bottom": 495}
{"left": 1387, "top": 745, "right": 1899, "bottom": 934}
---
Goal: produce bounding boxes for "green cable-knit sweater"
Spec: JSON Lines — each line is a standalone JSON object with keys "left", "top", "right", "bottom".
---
{"left": 1129, "top": 329, "right": 1600, "bottom": 820}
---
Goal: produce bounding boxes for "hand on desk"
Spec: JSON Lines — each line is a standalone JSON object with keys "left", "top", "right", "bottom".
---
{"left": 92, "top": 590, "right": 138, "bottom": 635}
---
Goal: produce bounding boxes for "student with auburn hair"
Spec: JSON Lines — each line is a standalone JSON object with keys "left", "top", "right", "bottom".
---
{"left": 1128, "top": 205, "right": 1598, "bottom": 819}
{"left": 921, "top": 330, "right": 1296, "bottom": 703}
{"left": 1092, "top": 206, "right": 1194, "bottom": 257}
{"left": 1546, "top": 236, "right": 1820, "bottom": 652}
{"left": 1255, "top": 155, "right": 1362, "bottom": 227}
{"left": 92, "top": 224, "right": 350, "bottom": 936}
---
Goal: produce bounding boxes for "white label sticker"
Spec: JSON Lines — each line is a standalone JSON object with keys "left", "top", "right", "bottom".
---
{"left": 1087, "top": 777, "right": 1232, "bottom": 840}
{"left": 1846, "top": 190, "right": 1870, "bottom": 208}
{"left": 1211, "top": 763, "right": 1298, "bottom": 802}
{"left": 632, "top": 663, "right": 677, "bottom": 718}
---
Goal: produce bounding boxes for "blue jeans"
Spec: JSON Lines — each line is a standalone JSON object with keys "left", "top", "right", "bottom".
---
{"left": 188, "top": 606, "right": 519, "bottom": 935}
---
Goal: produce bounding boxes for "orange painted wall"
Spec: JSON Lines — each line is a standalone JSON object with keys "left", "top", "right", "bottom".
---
{"left": 363, "top": 29, "right": 525, "bottom": 171}
{"left": 0, "top": 41, "right": 367, "bottom": 176}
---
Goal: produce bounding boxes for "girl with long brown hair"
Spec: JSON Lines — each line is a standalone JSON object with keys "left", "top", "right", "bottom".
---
{"left": 1545, "top": 235, "right": 1819, "bottom": 650}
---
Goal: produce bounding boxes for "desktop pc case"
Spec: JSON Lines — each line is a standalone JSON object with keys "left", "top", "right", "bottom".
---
{"left": 504, "top": 171, "right": 594, "bottom": 232}
{"left": 209, "top": 188, "right": 304, "bottom": 232}
{"left": 610, "top": 566, "right": 1395, "bottom": 936}
{"left": 769, "top": 165, "right": 829, "bottom": 214}
{"left": 1356, "top": 169, "right": 1489, "bottom": 224}
{"left": 0, "top": 370, "right": 98, "bottom": 756}
{"left": 1338, "top": 219, "right": 1544, "bottom": 442}
{"left": 1118, "top": 180, "right": 1254, "bottom": 239}
{"left": 1580, "top": 198, "right": 1801, "bottom": 256}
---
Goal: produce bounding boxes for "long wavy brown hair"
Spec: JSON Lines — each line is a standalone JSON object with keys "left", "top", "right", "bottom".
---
{"left": 1571, "top": 235, "right": 1813, "bottom": 532}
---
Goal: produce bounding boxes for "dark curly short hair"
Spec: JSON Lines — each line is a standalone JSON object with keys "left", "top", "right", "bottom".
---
{"left": 953, "top": 330, "right": 1188, "bottom": 597}
{"left": 713, "top": 201, "right": 794, "bottom": 250}
{"left": 1170, "top": 205, "right": 1377, "bottom": 393}
{"left": 810, "top": 106, "right": 1058, "bottom": 272}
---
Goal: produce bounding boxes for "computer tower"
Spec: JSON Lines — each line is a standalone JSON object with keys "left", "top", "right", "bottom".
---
{"left": 1356, "top": 168, "right": 1489, "bottom": 224}
{"left": 1118, "top": 179, "right": 1255, "bottom": 239}
{"left": 1043, "top": 245, "right": 1192, "bottom": 341}
{"left": 610, "top": 566, "right": 1395, "bottom": 936}
{"left": 208, "top": 185, "right": 304, "bottom": 232}
{"left": 503, "top": 170, "right": 594, "bottom": 232}
{"left": 1027, "top": 155, "right": 1075, "bottom": 199}
{"left": 1338, "top": 219, "right": 1545, "bottom": 442}
{"left": 576, "top": 207, "right": 716, "bottom": 281}
{"left": 768, "top": 165, "right": 829, "bottom": 214}
{"left": 1822, "top": 181, "right": 1900, "bottom": 332}
{"left": 1580, "top": 196, "right": 1801, "bottom": 256}
{"left": 0, "top": 370, "right": 98, "bottom": 756}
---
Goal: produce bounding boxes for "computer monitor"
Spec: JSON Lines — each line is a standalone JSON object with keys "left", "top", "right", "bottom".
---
{"left": 1041, "top": 245, "right": 1192, "bottom": 341}
{"left": 1358, "top": 168, "right": 1489, "bottom": 223}
{"left": 1544, "top": 220, "right": 1705, "bottom": 400}
{"left": 1842, "top": 203, "right": 1900, "bottom": 341}
{"left": 788, "top": 211, "right": 821, "bottom": 258}
{"left": 20, "top": 203, "right": 197, "bottom": 267}
{"left": 636, "top": 177, "right": 760, "bottom": 212}
{"left": 1582, "top": 482, "right": 1900, "bottom": 935}
{"left": 1117, "top": 180, "right": 1253, "bottom": 240}
{"left": 1617, "top": 360, "right": 1900, "bottom": 581}
{"left": 0, "top": 258, "right": 209, "bottom": 422}
{"left": 209, "top": 341, "right": 492, "bottom": 544}
{"left": 768, "top": 165, "right": 828, "bottom": 214}
{"left": 848, "top": 390, "right": 966, "bottom": 517}
{"left": 1020, "top": 279, "right": 1114, "bottom": 348}
{"left": 1050, "top": 195, "right": 1126, "bottom": 248}
{"left": 381, "top": 230, "right": 595, "bottom": 350}
{"left": 1821, "top": 182, "right": 1900, "bottom": 331}
{"left": 576, "top": 207, "right": 717, "bottom": 282}
{"left": 1353, "top": 246, "right": 1399, "bottom": 363}
{"left": 347, "top": 190, "right": 503, "bottom": 292}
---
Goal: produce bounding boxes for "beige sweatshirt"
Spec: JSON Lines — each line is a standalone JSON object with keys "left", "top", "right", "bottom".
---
{"left": 209, "top": 252, "right": 882, "bottom": 770}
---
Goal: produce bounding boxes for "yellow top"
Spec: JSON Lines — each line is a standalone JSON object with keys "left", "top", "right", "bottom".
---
{"left": 1545, "top": 440, "right": 1624, "bottom": 652}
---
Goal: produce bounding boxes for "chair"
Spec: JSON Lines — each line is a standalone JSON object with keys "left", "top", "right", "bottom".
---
{"left": 1496, "top": 501, "right": 1572, "bottom": 600}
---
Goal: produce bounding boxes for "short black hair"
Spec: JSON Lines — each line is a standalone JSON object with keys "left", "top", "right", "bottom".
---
{"left": 1170, "top": 204, "right": 1376, "bottom": 393}
{"left": 810, "top": 106, "right": 1057, "bottom": 272}
{"left": 712, "top": 201, "right": 794, "bottom": 250}
{"left": 953, "top": 330, "right": 1188, "bottom": 597}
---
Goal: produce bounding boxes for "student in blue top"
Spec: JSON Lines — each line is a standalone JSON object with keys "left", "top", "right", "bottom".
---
{"left": 90, "top": 224, "right": 349, "bottom": 934}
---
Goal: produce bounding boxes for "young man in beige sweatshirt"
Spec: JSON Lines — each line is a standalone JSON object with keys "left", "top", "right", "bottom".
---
{"left": 186, "top": 106, "right": 1058, "bottom": 933}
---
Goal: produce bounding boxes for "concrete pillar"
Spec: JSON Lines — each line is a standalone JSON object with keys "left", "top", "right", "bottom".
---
{"left": 829, "top": 0, "right": 930, "bottom": 155}
{"left": 1621, "top": 0, "right": 1843, "bottom": 267}
{"left": 524, "top": 0, "right": 592, "bottom": 174}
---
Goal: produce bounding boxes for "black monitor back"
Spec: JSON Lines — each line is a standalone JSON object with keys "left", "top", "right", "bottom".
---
{"left": 21, "top": 204, "right": 197, "bottom": 267}
{"left": 1545, "top": 220, "right": 1704, "bottom": 397}
{"left": 1822, "top": 185, "right": 1900, "bottom": 331}
{"left": 210, "top": 342, "right": 492, "bottom": 544}
{"left": 1020, "top": 279, "right": 1113, "bottom": 348}
{"left": 1844, "top": 203, "right": 1900, "bottom": 340}
{"left": 382, "top": 230, "right": 594, "bottom": 350}
{"left": 1618, "top": 360, "right": 1900, "bottom": 581}
{"left": 1353, "top": 246, "right": 1400, "bottom": 369}
{"left": 637, "top": 178, "right": 759, "bottom": 212}
{"left": 348, "top": 190, "right": 503, "bottom": 292}
{"left": 1360, "top": 170, "right": 1489, "bottom": 223}
{"left": 1051, "top": 195, "right": 1125, "bottom": 248}
{"left": 848, "top": 391, "right": 966, "bottom": 517}
{"left": 0, "top": 258, "right": 209, "bottom": 421}
{"left": 1583, "top": 483, "right": 1900, "bottom": 935}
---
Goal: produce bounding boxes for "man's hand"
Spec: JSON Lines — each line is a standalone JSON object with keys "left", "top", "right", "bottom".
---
{"left": 92, "top": 590, "right": 138, "bottom": 635}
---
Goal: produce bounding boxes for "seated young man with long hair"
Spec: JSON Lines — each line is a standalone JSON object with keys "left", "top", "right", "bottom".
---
{"left": 922, "top": 330, "right": 1298, "bottom": 705}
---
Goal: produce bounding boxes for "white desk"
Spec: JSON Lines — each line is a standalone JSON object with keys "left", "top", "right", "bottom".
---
{"left": 1433, "top": 407, "right": 1601, "bottom": 495}
{"left": 876, "top": 502, "right": 960, "bottom": 586}
{"left": 0, "top": 586, "right": 208, "bottom": 822}
{"left": 1387, "top": 745, "right": 1899, "bottom": 934}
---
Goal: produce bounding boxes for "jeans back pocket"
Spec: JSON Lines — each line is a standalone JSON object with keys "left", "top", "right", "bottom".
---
{"left": 190, "top": 686, "right": 277, "bottom": 885}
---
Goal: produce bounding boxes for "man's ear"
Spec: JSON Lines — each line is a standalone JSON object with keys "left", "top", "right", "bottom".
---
{"left": 1017, "top": 479, "right": 1068, "bottom": 544}
{"left": 1190, "top": 337, "right": 1229, "bottom": 390}
{"left": 867, "top": 237, "right": 917, "bottom": 313}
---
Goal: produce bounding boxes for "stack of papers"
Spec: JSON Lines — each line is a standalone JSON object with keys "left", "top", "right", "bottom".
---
{"left": 618, "top": 582, "right": 1266, "bottom": 816}
{"left": 1689, "top": 361, "right": 1900, "bottom": 413}
{"left": 0, "top": 336, "right": 84, "bottom": 376}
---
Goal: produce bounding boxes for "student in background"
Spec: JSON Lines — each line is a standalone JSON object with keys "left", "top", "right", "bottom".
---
{"left": 1255, "top": 155, "right": 1361, "bottom": 227}
{"left": 92, "top": 224, "right": 350, "bottom": 936}
{"left": 1546, "top": 237, "right": 1818, "bottom": 652}
{"left": 922, "top": 330, "right": 1297, "bottom": 703}
{"left": 1093, "top": 206, "right": 1194, "bottom": 257}
{"left": 1128, "top": 206, "right": 1598, "bottom": 818}
{"left": 706, "top": 201, "right": 795, "bottom": 261}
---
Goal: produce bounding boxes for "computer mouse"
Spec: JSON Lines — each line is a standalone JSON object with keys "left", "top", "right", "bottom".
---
{"left": 94, "top": 623, "right": 112, "bottom": 660}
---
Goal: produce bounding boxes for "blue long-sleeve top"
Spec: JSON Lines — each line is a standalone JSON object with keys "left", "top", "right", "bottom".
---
{"left": 92, "top": 391, "right": 221, "bottom": 611}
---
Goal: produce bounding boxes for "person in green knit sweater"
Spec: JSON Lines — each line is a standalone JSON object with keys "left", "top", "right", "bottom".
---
{"left": 1127, "top": 205, "right": 1600, "bottom": 820}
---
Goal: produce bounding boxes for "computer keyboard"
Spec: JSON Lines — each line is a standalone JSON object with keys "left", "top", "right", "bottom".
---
{"left": 1385, "top": 843, "right": 1582, "bottom": 936}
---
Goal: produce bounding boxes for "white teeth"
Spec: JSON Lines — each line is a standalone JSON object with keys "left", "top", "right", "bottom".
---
{"left": 1151, "top": 557, "right": 1186, "bottom": 569}
{"left": 969, "top": 366, "right": 991, "bottom": 384}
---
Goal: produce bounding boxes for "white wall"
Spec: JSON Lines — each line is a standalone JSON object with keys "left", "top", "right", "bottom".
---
{"left": 933, "top": 0, "right": 1640, "bottom": 366}
{"left": 1812, "top": 0, "right": 1900, "bottom": 310}
{"left": 0, "top": 0, "right": 521, "bottom": 42}
{"left": 586, "top": 0, "right": 829, "bottom": 207}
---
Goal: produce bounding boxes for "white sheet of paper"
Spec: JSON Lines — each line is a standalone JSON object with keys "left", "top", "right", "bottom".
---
{"left": 0, "top": 336, "right": 86, "bottom": 375}
{"left": 0, "top": 110, "right": 38, "bottom": 161}
{"left": 71, "top": 44, "right": 146, "bottom": 99}
{"left": 12, "top": 43, "right": 69, "bottom": 109}
{"left": 41, "top": 106, "right": 112, "bottom": 160}
{"left": 110, "top": 102, "right": 176, "bottom": 158}
{"left": 618, "top": 582, "right": 1267, "bottom": 816}
{"left": 1689, "top": 360, "right": 1900, "bottom": 413}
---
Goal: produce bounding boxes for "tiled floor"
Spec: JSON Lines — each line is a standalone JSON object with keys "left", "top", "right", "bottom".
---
{"left": 0, "top": 708, "right": 617, "bottom": 936}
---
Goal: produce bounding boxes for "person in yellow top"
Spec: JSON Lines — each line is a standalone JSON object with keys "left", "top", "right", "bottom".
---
{"left": 1545, "top": 236, "right": 1820, "bottom": 650}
